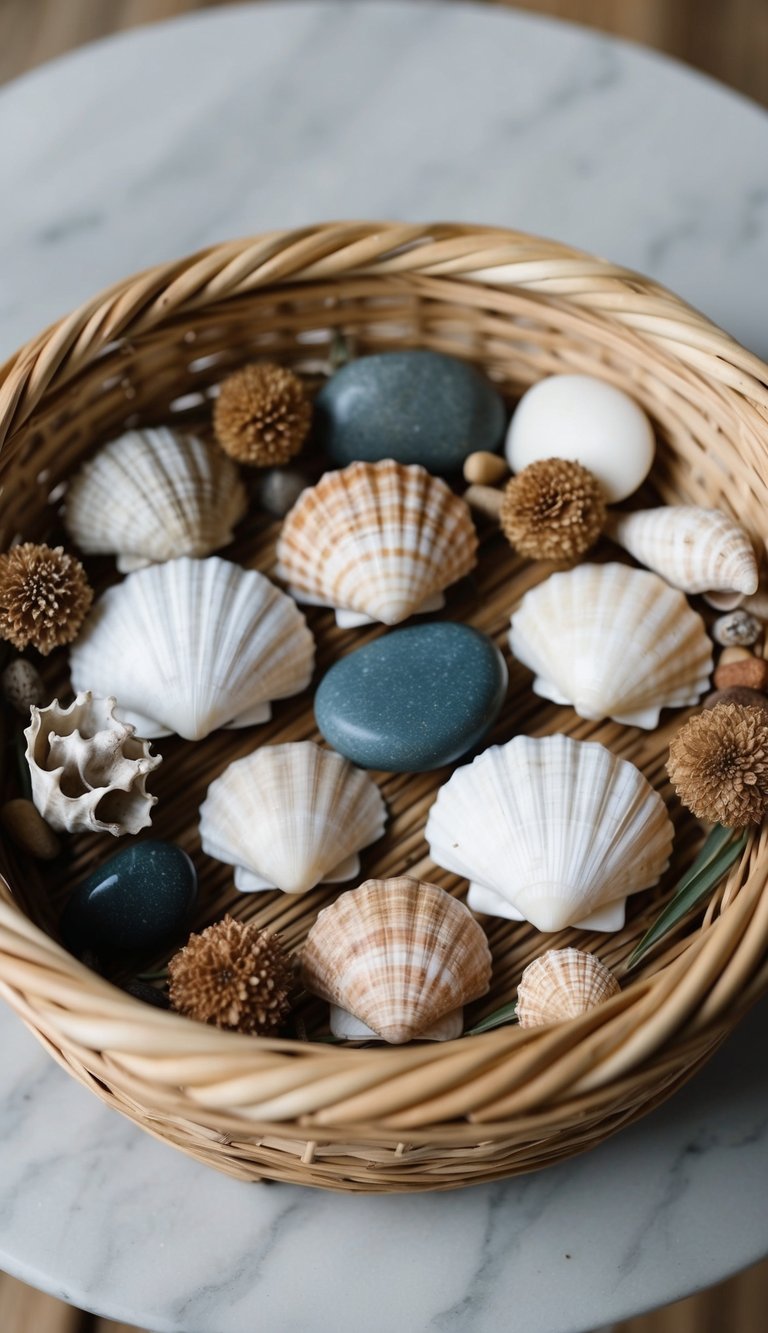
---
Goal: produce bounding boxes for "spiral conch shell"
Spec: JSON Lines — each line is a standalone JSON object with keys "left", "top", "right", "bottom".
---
{"left": 276, "top": 460, "right": 478, "bottom": 627}
{"left": 64, "top": 428, "right": 247, "bottom": 572}
{"left": 301, "top": 878, "right": 492, "bottom": 1043}
{"left": 69, "top": 557, "right": 314, "bottom": 741}
{"left": 605, "top": 506, "right": 758, "bottom": 602}
{"left": 199, "top": 742, "right": 387, "bottom": 894}
{"left": 509, "top": 563, "right": 713, "bottom": 729}
{"left": 516, "top": 949, "right": 621, "bottom": 1028}
{"left": 425, "top": 734, "right": 673, "bottom": 932}
{"left": 24, "top": 691, "right": 161, "bottom": 835}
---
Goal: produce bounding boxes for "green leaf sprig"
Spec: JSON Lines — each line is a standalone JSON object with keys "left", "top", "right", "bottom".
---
{"left": 625, "top": 824, "right": 748, "bottom": 971}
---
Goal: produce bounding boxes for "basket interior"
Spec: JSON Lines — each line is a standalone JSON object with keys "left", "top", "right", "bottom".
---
{"left": 0, "top": 271, "right": 765, "bottom": 1040}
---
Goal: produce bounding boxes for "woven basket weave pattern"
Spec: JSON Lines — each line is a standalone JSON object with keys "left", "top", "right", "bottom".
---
{"left": 0, "top": 223, "right": 767, "bottom": 1192}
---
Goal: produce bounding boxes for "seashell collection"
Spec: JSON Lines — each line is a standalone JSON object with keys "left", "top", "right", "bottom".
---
{"left": 2, "top": 352, "right": 763, "bottom": 1043}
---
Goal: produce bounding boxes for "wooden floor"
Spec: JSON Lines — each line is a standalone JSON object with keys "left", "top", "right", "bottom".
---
{"left": 0, "top": 2, "right": 767, "bottom": 1331}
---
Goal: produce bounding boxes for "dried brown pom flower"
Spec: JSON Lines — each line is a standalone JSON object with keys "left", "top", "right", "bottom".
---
{"left": 0, "top": 542, "right": 93, "bottom": 655}
{"left": 499, "top": 457, "right": 606, "bottom": 561}
{"left": 667, "top": 702, "right": 768, "bottom": 828}
{"left": 168, "top": 915, "right": 293, "bottom": 1035}
{"left": 213, "top": 362, "right": 311, "bottom": 466}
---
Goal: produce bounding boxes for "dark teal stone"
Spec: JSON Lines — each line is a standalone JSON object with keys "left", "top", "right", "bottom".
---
{"left": 315, "top": 350, "right": 506, "bottom": 473}
{"left": 314, "top": 622, "right": 508, "bottom": 772}
{"left": 61, "top": 840, "right": 197, "bottom": 958}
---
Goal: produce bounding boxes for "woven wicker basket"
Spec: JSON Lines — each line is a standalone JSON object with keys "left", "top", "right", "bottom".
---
{"left": 0, "top": 221, "right": 767, "bottom": 1194}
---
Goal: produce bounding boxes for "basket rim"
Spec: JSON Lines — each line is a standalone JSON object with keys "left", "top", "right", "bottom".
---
{"left": 1, "top": 220, "right": 767, "bottom": 451}
{"left": 1, "top": 220, "right": 768, "bottom": 1139}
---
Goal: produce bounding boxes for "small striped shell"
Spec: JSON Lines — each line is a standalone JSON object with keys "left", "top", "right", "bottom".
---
{"left": 70, "top": 557, "right": 314, "bottom": 741}
{"left": 516, "top": 949, "right": 621, "bottom": 1028}
{"left": 199, "top": 742, "right": 386, "bottom": 895}
{"left": 509, "top": 563, "right": 713, "bottom": 729}
{"left": 276, "top": 460, "right": 478, "bottom": 627}
{"left": 300, "top": 878, "right": 492, "bottom": 1043}
{"left": 605, "top": 506, "right": 758, "bottom": 600}
{"left": 64, "top": 428, "right": 247, "bottom": 572}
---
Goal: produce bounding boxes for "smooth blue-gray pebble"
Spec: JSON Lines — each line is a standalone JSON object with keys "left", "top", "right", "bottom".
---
{"left": 315, "top": 349, "right": 506, "bottom": 473}
{"left": 315, "top": 622, "right": 508, "bottom": 772}
{"left": 61, "top": 839, "right": 198, "bottom": 958}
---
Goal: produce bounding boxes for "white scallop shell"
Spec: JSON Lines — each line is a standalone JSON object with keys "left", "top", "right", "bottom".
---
{"left": 69, "top": 557, "right": 315, "bottom": 741}
{"left": 509, "top": 563, "right": 713, "bottom": 728}
{"left": 24, "top": 691, "right": 160, "bottom": 835}
{"left": 516, "top": 948, "right": 621, "bottom": 1027}
{"left": 425, "top": 734, "right": 673, "bottom": 932}
{"left": 199, "top": 742, "right": 387, "bottom": 895}
{"left": 301, "top": 877, "right": 492, "bottom": 1043}
{"left": 64, "top": 428, "right": 247, "bottom": 573}
{"left": 605, "top": 506, "right": 758, "bottom": 600}
{"left": 275, "top": 460, "right": 477, "bottom": 627}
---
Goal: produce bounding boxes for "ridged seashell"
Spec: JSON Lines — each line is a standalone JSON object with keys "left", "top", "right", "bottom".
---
{"left": 24, "top": 691, "right": 160, "bottom": 836}
{"left": 605, "top": 506, "right": 758, "bottom": 601}
{"left": 509, "top": 563, "right": 713, "bottom": 728}
{"left": 276, "top": 460, "right": 478, "bottom": 627}
{"left": 199, "top": 742, "right": 387, "bottom": 894}
{"left": 425, "top": 735, "right": 673, "bottom": 932}
{"left": 64, "top": 428, "right": 247, "bottom": 573}
{"left": 301, "top": 878, "right": 492, "bottom": 1043}
{"left": 516, "top": 949, "right": 621, "bottom": 1028}
{"left": 69, "top": 557, "right": 314, "bottom": 741}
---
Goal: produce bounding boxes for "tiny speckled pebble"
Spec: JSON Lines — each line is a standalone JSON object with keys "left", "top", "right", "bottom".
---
{"left": 258, "top": 467, "right": 311, "bottom": 518}
{"left": 704, "top": 688, "right": 768, "bottom": 715}
{"left": 463, "top": 451, "right": 509, "bottom": 486}
{"left": 61, "top": 839, "right": 198, "bottom": 958}
{"left": 2, "top": 659, "right": 45, "bottom": 715}
{"left": 315, "top": 350, "right": 506, "bottom": 474}
{"left": 0, "top": 798, "right": 60, "bottom": 859}
{"left": 713, "top": 658, "right": 768, "bottom": 693}
{"left": 314, "top": 622, "right": 508, "bottom": 772}
{"left": 717, "top": 646, "right": 754, "bottom": 666}
{"left": 712, "top": 610, "right": 762, "bottom": 647}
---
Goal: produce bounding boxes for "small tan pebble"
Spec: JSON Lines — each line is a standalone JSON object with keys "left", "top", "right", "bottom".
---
{"left": 712, "top": 609, "right": 762, "bottom": 647}
{"left": 704, "top": 687, "right": 768, "bottom": 716}
{"left": 2, "top": 659, "right": 46, "bottom": 715}
{"left": 464, "top": 483, "right": 504, "bottom": 522}
{"left": 0, "top": 799, "right": 61, "bottom": 860}
{"left": 717, "top": 646, "right": 754, "bottom": 666}
{"left": 462, "top": 451, "right": 509, "bottom": 486}
{"left": 713, "top": 658, "right": 768, "bottom": 693}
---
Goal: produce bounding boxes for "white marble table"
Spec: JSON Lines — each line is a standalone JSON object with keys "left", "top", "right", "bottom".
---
{"left": 1, "top": 3, "right": 768, "bottom": 1330}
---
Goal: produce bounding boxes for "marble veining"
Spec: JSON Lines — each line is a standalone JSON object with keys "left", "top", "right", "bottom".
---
{"left": 1, "top": 3, "right": 768, "bottom": 1329}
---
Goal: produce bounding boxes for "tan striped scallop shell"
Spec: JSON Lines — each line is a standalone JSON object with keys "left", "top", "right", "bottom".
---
{"left": 300, "top": 878, "right": 492, "bottom": 1043}
{"left": 276, "top": 460, "right": 478, "bottom": 627}
{"left": 64, "top": 428, "right": 247, "bottom": 572}
{"left": 509, "top": 563, "right": 713, "bottom": 729}
{"left": 516, "top": 948, "right": 621, "bottom": 1028}
{"left": 199, "top": 742, "right": 386, "bottom": 895}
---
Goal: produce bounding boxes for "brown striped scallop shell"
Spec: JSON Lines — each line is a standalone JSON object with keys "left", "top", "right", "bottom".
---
{"left": 275, "top": 460, "right": 478, "bottom": 627}
{"left": 516, "top": 948, "right": 620, "bottom": 1028}
{"left": 300, "top": 877, "right": 492, "bottom": 1043}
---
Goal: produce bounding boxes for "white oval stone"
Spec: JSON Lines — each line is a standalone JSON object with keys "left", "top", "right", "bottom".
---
{"left": 505, "top": 374, "right": 655, "bottom": 503}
